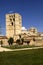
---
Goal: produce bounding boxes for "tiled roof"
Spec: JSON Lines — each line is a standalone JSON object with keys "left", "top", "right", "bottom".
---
{"left": 0, "top": 36, "right": 8, "bottom": 39}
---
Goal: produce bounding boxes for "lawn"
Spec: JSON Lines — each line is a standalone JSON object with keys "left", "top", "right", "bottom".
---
{"left": 2, "top": 45, "right": 40, "bottom": 49}
{"left": 0, "top": 48, "right": 43, "bottom": 65}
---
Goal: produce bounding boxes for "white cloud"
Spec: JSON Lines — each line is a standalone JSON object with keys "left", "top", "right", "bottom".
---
{"left": 9, "top": 11, "right": 14, "bottom": 13}
{"left": 22, "top": 27, "right": 27, "bottom": 30}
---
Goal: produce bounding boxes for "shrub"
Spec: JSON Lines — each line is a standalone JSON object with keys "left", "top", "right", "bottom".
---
{"left": 8, "top": 37, "right": 14, "bottom": 45}
{"left": 0, "top": 40, "right": 3, "bottom": 47}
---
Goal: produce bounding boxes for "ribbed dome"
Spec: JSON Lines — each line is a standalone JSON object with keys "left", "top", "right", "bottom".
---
{"left": 29, "top": 27, "right": 38, "bottom": 33}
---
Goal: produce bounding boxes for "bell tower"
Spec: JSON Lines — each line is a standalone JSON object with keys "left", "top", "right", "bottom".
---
{"left": 6, "top": 13, "right": 22, "bottom": 40}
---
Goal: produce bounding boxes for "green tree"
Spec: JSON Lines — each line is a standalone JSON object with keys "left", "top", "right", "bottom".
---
{"left": 27, "top": 41, "right": 30, "bottom": 45}
{"left": 21, "top": 38, "right": 24, "bottom": 45}
{"left": 16, "top": 39, "right": 20, "bottom": 45}
{"left": 16, "top": 35, "right": 24, "bottom": 45}
{"left": 0, "top": 40, "right": 3, "bottom": 47}
{"left": 8, "top": 37, "right": 14, "bottom": 45}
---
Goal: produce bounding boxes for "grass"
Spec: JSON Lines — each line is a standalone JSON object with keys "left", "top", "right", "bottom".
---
{"left": 2, "top": 45, "right": 40, "bottom": 49}
{"left": 0, "top": 48, "right": 43, "bottom": 65}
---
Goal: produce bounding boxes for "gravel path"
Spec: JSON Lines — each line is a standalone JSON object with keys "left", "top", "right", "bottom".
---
{"left": 12, "top": 46, "right": 43, "bottom": 51}
{"left": 0, "top": 46, "right": 43, "bottom": 52}
{"left": 0, "top": 47, "right": 13, "bottom": 52}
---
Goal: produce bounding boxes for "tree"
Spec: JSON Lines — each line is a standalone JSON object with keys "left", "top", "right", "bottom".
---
{"left": 8, "top": 37, "right": 14, "bottom": 45}
{"left": 16, "top": 39, "right": 24, "bottom": 45}
{"left": 27, "top": 41, "right": 30, "bottom": 45}
{"left": 21, "top": 38, "right": 24, "bottom": 45}
{"left": 16, "top": 39, "right": 20, "bottom": 45}
{"left": 16, "top": 34, "right": 24, "bottom": 45}
{"left": 0, "top": 40, "right": 3, "bottom": 47}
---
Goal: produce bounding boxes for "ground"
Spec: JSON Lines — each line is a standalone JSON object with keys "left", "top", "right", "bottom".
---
{"left": 0, "top": 47, "right": 43, "bottom": 65}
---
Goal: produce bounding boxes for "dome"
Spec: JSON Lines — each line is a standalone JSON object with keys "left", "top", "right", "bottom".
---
{"left": 29, "top": 27, "right": 38, "bottom": 33}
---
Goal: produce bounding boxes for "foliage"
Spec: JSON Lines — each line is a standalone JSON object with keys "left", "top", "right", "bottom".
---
{"left": 16, "top": 39, "right": 20, "bottom": 45}
{"left": 0, "top": 40, "right": 3, "bottom": 47}
{"left": 21, "top": 38, "right": 24, "bottom": 44}
{"left": 16, "top": 38, "right": 24, "bottom": 45}
{"left": 2, "top": 45, "right": 39, "bottom": 49}
{"left": 8, "top": 37, "right": 14, "bottom": 45}
{"left": 27, "top": 41, "right": 30, "bottom": 45}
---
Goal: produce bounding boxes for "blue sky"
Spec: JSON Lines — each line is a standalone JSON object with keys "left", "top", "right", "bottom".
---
{"left": 0, "top": 0, "right": 43, "bottom": 35}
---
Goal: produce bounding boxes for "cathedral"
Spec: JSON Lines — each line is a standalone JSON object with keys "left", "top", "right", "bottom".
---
{"left": 0, "top": 13, "right": 43, "bottom": 46}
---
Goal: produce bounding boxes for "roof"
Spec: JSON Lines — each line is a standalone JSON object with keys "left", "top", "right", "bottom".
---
{"left": 0, "top": 36, "right": 8, "bottom": 39}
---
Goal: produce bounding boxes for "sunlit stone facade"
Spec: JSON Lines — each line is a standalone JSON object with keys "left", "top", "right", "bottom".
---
{"left": 21, "top": 27, "right": 43, "bottom": 46}
{"left": 6, "top": 13, "right": 22, "bottom": 40}
{"left": 0, "top": 13, "right": 43, "bottom": 46}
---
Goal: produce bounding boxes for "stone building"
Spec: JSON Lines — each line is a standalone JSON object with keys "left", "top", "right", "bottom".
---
{"left": 0, "top": 13, "right": 43, "bottom": 46}
{"left": 0, "top": 36, "right": 8, "bottom": 46}
{"left": 21, "top": 27, "right": 43, "bottom": 46}
{"left": 6, "top": 13, "right": 22, "bottom": 41}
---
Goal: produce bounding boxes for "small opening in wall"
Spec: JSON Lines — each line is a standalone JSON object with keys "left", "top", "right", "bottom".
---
{"left": 33, "top": 38, "right": 35, "bottom": 41}
{"left": 11, "top": 22, "right": 13, "bottom": 26}
{"left": 10, "top": 18, "right": 12, "bottom": 21}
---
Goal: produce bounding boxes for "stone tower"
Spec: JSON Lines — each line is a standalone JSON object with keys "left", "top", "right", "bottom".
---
{"left": 6, "top": 13, "right": 22, "bottom": 41}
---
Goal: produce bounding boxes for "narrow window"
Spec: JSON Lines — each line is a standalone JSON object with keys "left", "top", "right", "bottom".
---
{"left": 11, "top": 22, "right": 13, "bottom": 26}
